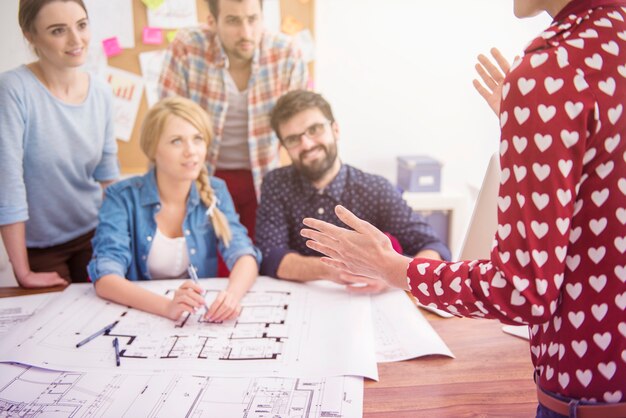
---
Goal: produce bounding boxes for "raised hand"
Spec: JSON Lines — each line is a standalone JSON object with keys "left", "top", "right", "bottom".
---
{"left": 472, "top": 47, "right": 511, "bottom": 116}
{"left": 301, "top": 205, "right": 412, "bottom": 290}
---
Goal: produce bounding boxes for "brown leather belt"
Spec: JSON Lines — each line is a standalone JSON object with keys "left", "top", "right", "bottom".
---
{"left": 537, "top": 387, "right": 626, "bottom": 418}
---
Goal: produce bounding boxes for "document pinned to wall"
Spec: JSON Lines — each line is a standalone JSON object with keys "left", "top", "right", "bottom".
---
{"left": 81, "top": 45, "right": 108, "bottom": 78}
{"left": 147, "top": 0, "right": 198, "bottom": 29}
{"left": 139, "top": 50, "right": 167, "bottom": 107}
{"left": 84, "top": 0, "right": 135, "bottom": 48}
{"left": 103, "top": 67, "right": 145, "bottom": 142}
{"left": 263, "top": 0, "right": 281, "bottom": 33}
{"left": 293, "top": 29, "right": 315, "bottom": 63}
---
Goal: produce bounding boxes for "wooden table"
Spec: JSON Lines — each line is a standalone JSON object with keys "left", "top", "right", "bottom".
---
{"left": 1, "top": 286, "right": 537, "bottom": 417}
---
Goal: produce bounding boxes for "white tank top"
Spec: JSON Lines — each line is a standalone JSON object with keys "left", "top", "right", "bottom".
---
{"left": 146, "top": 228, "right": 189, "bottom": 279}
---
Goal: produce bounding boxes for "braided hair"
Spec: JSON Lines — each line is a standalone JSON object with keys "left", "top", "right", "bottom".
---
{"left": 140, "top": 96, "right": 232, "bottom": 246}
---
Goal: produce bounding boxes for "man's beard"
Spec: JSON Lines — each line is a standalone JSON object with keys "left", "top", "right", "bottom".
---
{"left": 295, "top": 142, "right": 338, "bottom": 182}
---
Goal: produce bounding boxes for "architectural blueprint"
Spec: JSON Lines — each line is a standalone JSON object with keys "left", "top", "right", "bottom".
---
{"left": 0, "top": 363, "right": 363, "bottom": 417}
{"left": 0, "top": 293, "right": 56, "bottom": 337}
{"left": 0, "top": 278, "right": 378, "bottom": 379}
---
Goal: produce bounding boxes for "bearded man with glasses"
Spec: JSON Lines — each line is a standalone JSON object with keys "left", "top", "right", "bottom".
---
{"left": 255, "top": 90, "right": 450, "bottom": 292}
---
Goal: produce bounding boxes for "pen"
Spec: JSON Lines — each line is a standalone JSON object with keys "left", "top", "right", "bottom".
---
{"left": 75, "top": 320, "right": 119, "bottom": 348}
{"left": 187, "top": 264, "right": 200, "bottom": 283}
{"left": 113, "top": 337, "right": 120, "bottom": 367}
{"left": 187, "top": 264, "right": 208, "bottom": 314}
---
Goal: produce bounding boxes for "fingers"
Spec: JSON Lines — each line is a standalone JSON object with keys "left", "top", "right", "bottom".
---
{"left": 334, "top": 205, "right": 382, "bottom": 236}
{"left": 205, "top": 291, "right": 241, "bottom": 322}
{"left": 477, "top": 53, "right": 505, "bottom": 84}
{"left": 303, "top": 233, "right": 344, "bottom": 260}
{"left": 167, "top": 297, "right": 198, "bottom": 321}
{"left": 174, "top": 291, "right": 204, "bottom": 310}
{"left": 179, "top": 280, "right": 204, "bottom": 294}
{"left": 472, "top": 79, "right": 493, "bottom": 103}
{"left": 490, "top": 47, "right": 511, "bottom": 73}
{"left": 474, "top": 61, "right": 498, "bottom": 92}
{"left": 301, "top": 217, "right": 344, "bottom": 239}
{"left": 346, "top": 282, "right": 386, "bottom": 294}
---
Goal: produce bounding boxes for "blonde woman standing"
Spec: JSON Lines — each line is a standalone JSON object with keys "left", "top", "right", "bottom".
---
{"left": 88, "top": 97, "right": 260, "bottom": 322}
{"left": 0, "top": 0, "right": 119, "bottom": 287}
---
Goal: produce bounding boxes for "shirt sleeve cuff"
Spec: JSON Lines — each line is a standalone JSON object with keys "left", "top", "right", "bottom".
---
{"left": 93, "top": 153, "right": 120, "bottom": 182}
{"left": 260, "top": 247, "right": 295, "bottom": 278}
{"left": 224, "top": 246, "right": 262, "bottom": 272}
{"left": 87, "top": 257, "right": 127, "bottom": 282}
{"left": 0, "top": 207, "right": 29, "bottom": 225}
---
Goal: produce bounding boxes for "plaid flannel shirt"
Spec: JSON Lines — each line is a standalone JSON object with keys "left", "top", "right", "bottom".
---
{"left": 158, "top": 26, "right": 308, "bottom": 197}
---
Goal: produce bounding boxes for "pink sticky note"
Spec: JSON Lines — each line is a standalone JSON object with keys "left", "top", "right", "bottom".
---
{"left": 102, "top": 37, "right": 122, "bottom": 57}
{"left": 142, "top": 27, "right": 163, "bottom": 45}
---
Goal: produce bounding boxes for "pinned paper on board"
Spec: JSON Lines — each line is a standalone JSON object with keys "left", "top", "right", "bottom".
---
{"left": 142, "top": 27, "right": 164, "bottom": 45}
{"left": 81, "top": 45, "right": 108, "bottom": 78}
{"left": 147, "top": 0, "right": 198, "bottom": 29}
{"left": 139, "top": 50, "right": 167, "bottom": 107}
{"left": 293, "top": 29, "right": 315, "bottom": 63}
{"left": 166, "top": 30, "right": 178, "bottom": 43}
{"left": 142, "top": 0, "right": 165, "bottom": 10}
{"left": 102, "top": 37, "right": 123, "bottom": 57}
{"left": 262, "top": 0, "right": 281, "bottom": 34}
{"left": 281, "top": 15, "right": 304, "bottom": 35}
{"left": 85, "top": 0, "right": 135, "bottom": 49}
{"left": 104, "top": 67, "right": 145, "bottom": 142}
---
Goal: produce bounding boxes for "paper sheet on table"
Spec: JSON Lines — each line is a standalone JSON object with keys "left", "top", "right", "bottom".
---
{"left": 371, "top": 290, "right": 454, "bottom": 362}
{"left": 502, "top": 325, "right": 530, "bottom": 340}
{"left": 147, "top": 0, "right": 198, "bottom": 29}
{"left": 0, "top": 363, "right": 363, "bottom": 418}
{"left": 103, "top": 67, "right": 145, "bottom": 142}
{"left": 0, "top": 278, "right": 378, "bottom": 380}
{"left": 85, "top": 0, "right": 135, "bottom": 48}
{"left": 139, "top": 50, "right": 167, "bottom": 107}
{"left": 306, "top": 282, "right": 454, "bottom": 363}
{"left": 0, "top": 293, "right": 57, "bottom": 337}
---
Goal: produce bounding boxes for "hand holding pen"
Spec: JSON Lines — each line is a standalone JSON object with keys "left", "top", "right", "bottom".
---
{"left": 162, "top": 265, "right": 206, "bottom": 321}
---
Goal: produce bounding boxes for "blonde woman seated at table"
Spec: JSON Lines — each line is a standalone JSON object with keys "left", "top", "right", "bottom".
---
{"left": 88, "top": 97, "right": 260, "bottom": 322}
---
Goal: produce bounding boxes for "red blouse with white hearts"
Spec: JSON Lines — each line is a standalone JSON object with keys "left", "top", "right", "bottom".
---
{"left": 408, "top": 1, "right": 626, "bottom": 402}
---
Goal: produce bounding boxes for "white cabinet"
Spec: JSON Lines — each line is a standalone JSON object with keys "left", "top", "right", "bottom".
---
{"left": 402, "top": 191, "right": 469, "bottom": 260}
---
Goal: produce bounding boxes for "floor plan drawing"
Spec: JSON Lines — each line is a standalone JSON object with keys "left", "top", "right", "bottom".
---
{"left": 113, "top": 289, "right": 291, "bottom": 362}
{"left": 0, "top": 363, "right": 363, "bottom": 418}
{"left": 0, "top": 278, "right": 379, "bottom": 379}
{"left": 0, "top": 293, "right": 55, "bottom": 337}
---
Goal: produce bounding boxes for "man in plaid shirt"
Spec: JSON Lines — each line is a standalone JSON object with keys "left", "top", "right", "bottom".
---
{"left": 158, "top": 0, "right": 308, "bottom": 247}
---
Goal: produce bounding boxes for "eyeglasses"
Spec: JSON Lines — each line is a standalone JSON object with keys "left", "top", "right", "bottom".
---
{"left": 281, "top": 121, "right": 331, "bottom": 149}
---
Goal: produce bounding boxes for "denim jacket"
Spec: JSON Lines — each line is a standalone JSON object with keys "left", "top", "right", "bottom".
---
{"left": 88, "top": 168, "right": 261, "bottom": 281}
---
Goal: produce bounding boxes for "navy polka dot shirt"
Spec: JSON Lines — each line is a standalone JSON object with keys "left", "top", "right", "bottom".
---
{"left": 256, "top": 164, "right": 451, "bottom": 277}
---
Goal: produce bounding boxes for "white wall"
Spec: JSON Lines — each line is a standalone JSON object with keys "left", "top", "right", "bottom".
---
{"left": 0, "top": 1, "right": 34, "bottom": 73}
{"left": 314, "top": 0, "right": 550, "bottom": 190}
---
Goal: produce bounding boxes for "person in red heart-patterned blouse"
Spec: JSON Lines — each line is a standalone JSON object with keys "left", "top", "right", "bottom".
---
{"left": 300, "top": 0, "right": 626, "bottom": 416}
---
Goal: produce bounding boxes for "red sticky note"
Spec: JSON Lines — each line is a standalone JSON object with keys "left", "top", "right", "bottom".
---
{"left": 142, "top": 27, "right": 163, "bottom": 45}
{"left": 102, "top": 37, "right": 122, "bottom": 57}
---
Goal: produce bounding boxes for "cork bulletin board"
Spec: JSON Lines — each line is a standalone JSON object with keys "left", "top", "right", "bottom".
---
{"left": 110, "top": 0, "right": 315, "bottom": 174}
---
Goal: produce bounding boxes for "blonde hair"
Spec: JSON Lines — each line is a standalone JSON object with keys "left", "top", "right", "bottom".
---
{"left": 140, "top": 96, "right": 232, "bottom": 247}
